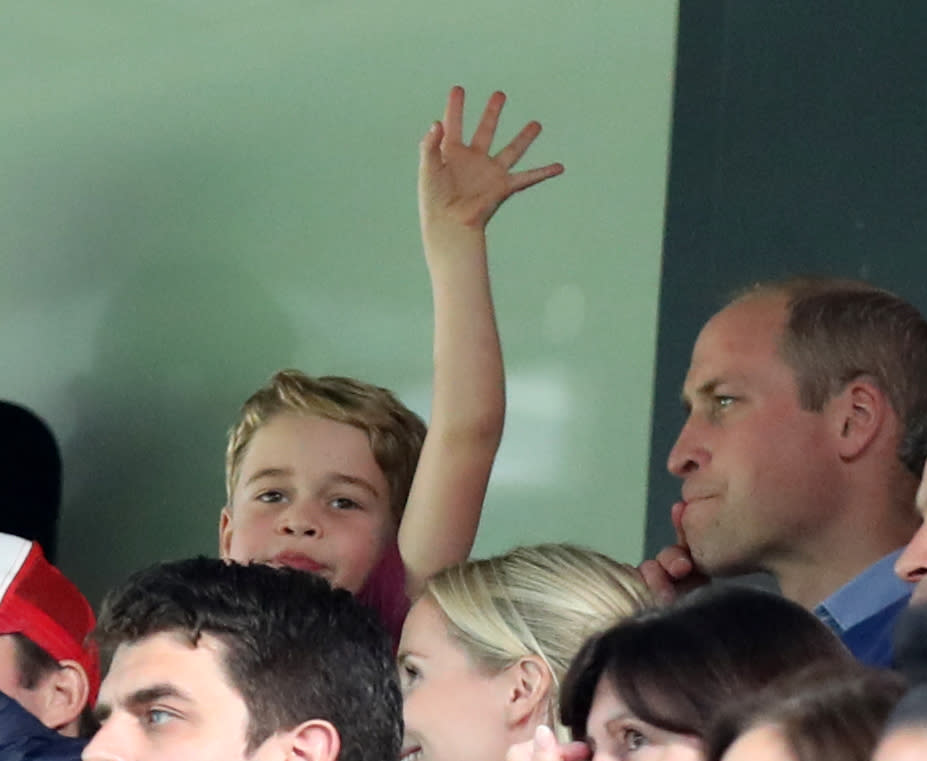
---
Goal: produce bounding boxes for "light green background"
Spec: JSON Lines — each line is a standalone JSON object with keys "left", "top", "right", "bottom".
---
{"left": 1, "top": 2, "right": 677, "bottom": 604}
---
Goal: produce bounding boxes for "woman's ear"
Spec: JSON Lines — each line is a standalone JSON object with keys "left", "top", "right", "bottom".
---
{"left": 219, "top": 506, "right": 233, "bottom": 559}
{"left": 504, "top": 656, "right": 553, "bottom": 730}
{"left": 36, "top": 660, "right": 90, "bottom": 737}
{"left": 281, "top": 719, "right": 341, "bottom": 761}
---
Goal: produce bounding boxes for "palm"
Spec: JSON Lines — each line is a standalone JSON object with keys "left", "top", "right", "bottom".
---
{"left": 420, "top": 87, "right": 563, "bottom": 230}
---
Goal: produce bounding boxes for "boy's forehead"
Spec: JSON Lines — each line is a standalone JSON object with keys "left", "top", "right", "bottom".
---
{"left": 239, "top": 414, "right": 383, "bottom": 479}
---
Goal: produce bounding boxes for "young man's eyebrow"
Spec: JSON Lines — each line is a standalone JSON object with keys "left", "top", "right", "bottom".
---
{"left": 92, "top": 684, "right": 192, "bottom": 724}
{"left": 245, "top": 467, "right": 293, "bottom": 486}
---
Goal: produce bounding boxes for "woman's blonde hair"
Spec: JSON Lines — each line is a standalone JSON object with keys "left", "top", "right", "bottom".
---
{"left": 423, "top": 543, "right": 655, "bottom": 738}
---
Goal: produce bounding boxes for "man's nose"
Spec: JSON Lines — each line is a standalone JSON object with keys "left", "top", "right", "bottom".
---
{"left": 81, "top": 718, "right": 127, "bottom": 761}
{"left": 667, "top": 416, "right": 709, "bottom": 477}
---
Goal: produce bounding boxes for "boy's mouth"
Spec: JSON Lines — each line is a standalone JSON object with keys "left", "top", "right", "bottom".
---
{"left": 271, "top": 552, "right": 327, "bottom": 574}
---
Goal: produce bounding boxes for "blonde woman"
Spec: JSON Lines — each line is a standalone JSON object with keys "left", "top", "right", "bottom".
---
{"left": 397, "top": 543, "right": 654, "bottom": 761}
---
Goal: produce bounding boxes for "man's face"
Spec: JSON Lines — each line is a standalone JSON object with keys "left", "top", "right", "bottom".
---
{"left": 667, "top": 295, "right": 839, "bottom": 577}
{"left": 220, "top": 412, "right": 395, "bottom": 594}
{"left": 0, "top": 634, "right": 47, "bottom": 722}
{"left": 82, "top": 632, "right": 277, "bottom": 761}
{"left": 895, "top": 458, "right": 927, "bottom": 602}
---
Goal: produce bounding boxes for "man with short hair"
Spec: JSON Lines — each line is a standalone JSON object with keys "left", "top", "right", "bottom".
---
{"left": 0, "top": 532, "right": 100, "bottom": 759}
{"left": 642, "top": 278, "right": 927, "bottom": 666}
{"left": 82, "top": 557, "right": 402, "bottom": 761}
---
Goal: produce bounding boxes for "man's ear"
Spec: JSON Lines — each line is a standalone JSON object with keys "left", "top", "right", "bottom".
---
{"left": 832, "top": 379, "right": 888, "bottom": 460}
{"left": 36, "top": 660, "right": 90, "bottom": 738}
{"left": 219, "top": 506, "right": 233, "bottom": 559}
{"left": 280, "top": 719, "right": 341, "bottom": 761}
{"left": 504, "top": 656, "right": 553, "bottom": 730}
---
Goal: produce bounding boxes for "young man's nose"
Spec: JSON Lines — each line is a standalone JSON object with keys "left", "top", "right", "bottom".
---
{"left": 81, "top": 720, "right": 129, "bottom": 761}
{"left": 895, "top": 526, "right": 927, "bottom": 583}
{"left": 667, "top": 417, "right": 709, "bottom": 477}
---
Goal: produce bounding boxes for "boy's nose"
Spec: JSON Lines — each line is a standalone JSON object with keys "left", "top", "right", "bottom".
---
{"left": 278, "top": 499, "right": 323, "bottom": 537}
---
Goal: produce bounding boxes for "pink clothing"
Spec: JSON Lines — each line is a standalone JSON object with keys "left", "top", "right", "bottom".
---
{"left": 356, "top": 540, "right": 409, "bottom": 649}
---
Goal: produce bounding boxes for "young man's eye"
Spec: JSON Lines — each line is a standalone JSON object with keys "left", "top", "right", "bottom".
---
{"left": 144, "top": 708, "right": 175, "bottom": 728}
{"left": 715, "top": 395, "right": 735, "bottom": 408}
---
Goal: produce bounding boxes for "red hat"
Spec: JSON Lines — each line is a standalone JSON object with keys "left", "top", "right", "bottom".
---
{"left": 0, "top": 533, "right": 100, "bottom": 705}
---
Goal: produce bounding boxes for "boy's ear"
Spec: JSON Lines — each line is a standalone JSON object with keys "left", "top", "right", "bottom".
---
{"left": 35, "top": 660, "right": 90, "bottom": 737}
{"left": 504, "top": 655, "right": 552, "bottom": 730}
{"left": 219, "top": 506, "right": 233, "bottom": 559}
{"left": 279, "top": 719, "right": 341, "bottom": 761}
{"left": 831, "top": 379, "right": 887, "bottom": 460}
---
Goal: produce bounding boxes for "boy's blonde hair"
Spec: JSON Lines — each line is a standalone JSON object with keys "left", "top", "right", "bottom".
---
{"left": 423, "top": 543, "right": 655, "bottom": 738}
{"left": 225, "top": 370, "right": 427, "bottom": 522}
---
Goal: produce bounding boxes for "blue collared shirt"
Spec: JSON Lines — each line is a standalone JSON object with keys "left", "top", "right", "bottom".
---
{"left": 814, "top": 549, "right": 913, "bottom": 668}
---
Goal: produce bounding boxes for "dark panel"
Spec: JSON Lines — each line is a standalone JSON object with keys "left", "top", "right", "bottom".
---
{"left": 647, "top": 1, "right": 927, "bottom": 554}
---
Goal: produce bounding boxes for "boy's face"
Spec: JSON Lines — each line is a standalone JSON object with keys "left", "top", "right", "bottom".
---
{"left": 220, "top": 413, "right": 395, "bottom": 594}
{"left": 83, "top": 632, "right": 281, "bottom": 761}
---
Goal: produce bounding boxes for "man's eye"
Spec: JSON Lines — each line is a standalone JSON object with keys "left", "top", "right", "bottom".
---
{"left": 144, "top": 709, "right": 175, "bottom": 727}
{"left": 715, "top": 395, "right": 735, "bottom": 409}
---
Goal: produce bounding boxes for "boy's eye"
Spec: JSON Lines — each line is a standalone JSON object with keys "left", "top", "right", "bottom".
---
{"left": 330, "top": 497, "right": 360, "bottom": 510}
{"left": 257, "top": 490, "right": 285, "bottom": 503}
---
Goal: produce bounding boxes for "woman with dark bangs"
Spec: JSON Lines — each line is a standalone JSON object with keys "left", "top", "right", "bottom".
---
{"left": 552, "top": 586, "right": 855, "bottom": 761}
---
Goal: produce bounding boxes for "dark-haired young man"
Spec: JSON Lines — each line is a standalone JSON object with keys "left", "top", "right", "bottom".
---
{"left": 642, "top": 278, "right": 927, "bottom": 666}
{"left": 0, "top": 533, "right": 99, "bottom": 761}
{"left": 82, "top": 557, "right": 402, "bottom": 761}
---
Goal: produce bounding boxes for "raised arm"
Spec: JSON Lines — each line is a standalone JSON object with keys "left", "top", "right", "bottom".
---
{"left": 399, "top": 85, "right": 564, "bottom": 595}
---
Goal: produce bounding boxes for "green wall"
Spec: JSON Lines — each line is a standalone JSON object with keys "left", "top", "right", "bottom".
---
{"left": 1, "top": 2, "right": 678, "bottom": 604}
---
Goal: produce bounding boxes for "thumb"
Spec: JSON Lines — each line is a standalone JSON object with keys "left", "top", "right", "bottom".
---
{"left": 419, "top": 121, "right": 444, "bottom": 176}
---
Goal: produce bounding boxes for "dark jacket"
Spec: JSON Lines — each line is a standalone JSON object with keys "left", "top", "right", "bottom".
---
{"left": 0, "top": 692, "right": 87, "bottom": 761}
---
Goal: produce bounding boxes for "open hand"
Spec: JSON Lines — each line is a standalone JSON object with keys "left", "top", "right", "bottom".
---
{"left": 419, "top": 85, "right": 564, "bottom": 238}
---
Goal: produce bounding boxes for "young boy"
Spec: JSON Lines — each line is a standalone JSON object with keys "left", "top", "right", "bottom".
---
{"left": 219, "top": 86, "right": 564, "bottom": 641}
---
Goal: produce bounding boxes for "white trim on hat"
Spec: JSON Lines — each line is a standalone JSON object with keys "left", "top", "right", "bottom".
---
{"left": 0, "top": 533, "right": 33, "bottom": 602}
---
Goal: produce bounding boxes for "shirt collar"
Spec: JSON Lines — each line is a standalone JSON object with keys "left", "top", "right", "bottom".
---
{"left": 814, "top": 549, "right": 913, "bottom": 633}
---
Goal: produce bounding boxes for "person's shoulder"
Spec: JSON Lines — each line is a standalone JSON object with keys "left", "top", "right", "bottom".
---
{"left": 0, "top": 692, "right": 87, "bottom": 761}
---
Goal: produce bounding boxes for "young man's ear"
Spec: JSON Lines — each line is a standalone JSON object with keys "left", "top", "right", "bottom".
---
{"left": 35, "top": 660, "right": 90, "bottom": 738}
{"left": 832, "top": 379, "right": 888, "bottom": 460}
{"left": 504, "top": 656, "right": 552, "bottom": 730}
{"left": 278, "top": 719, "right": 341, "bottom": 761}
{"left": 219, "top": 506, "right": 233, "bottom": 559}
